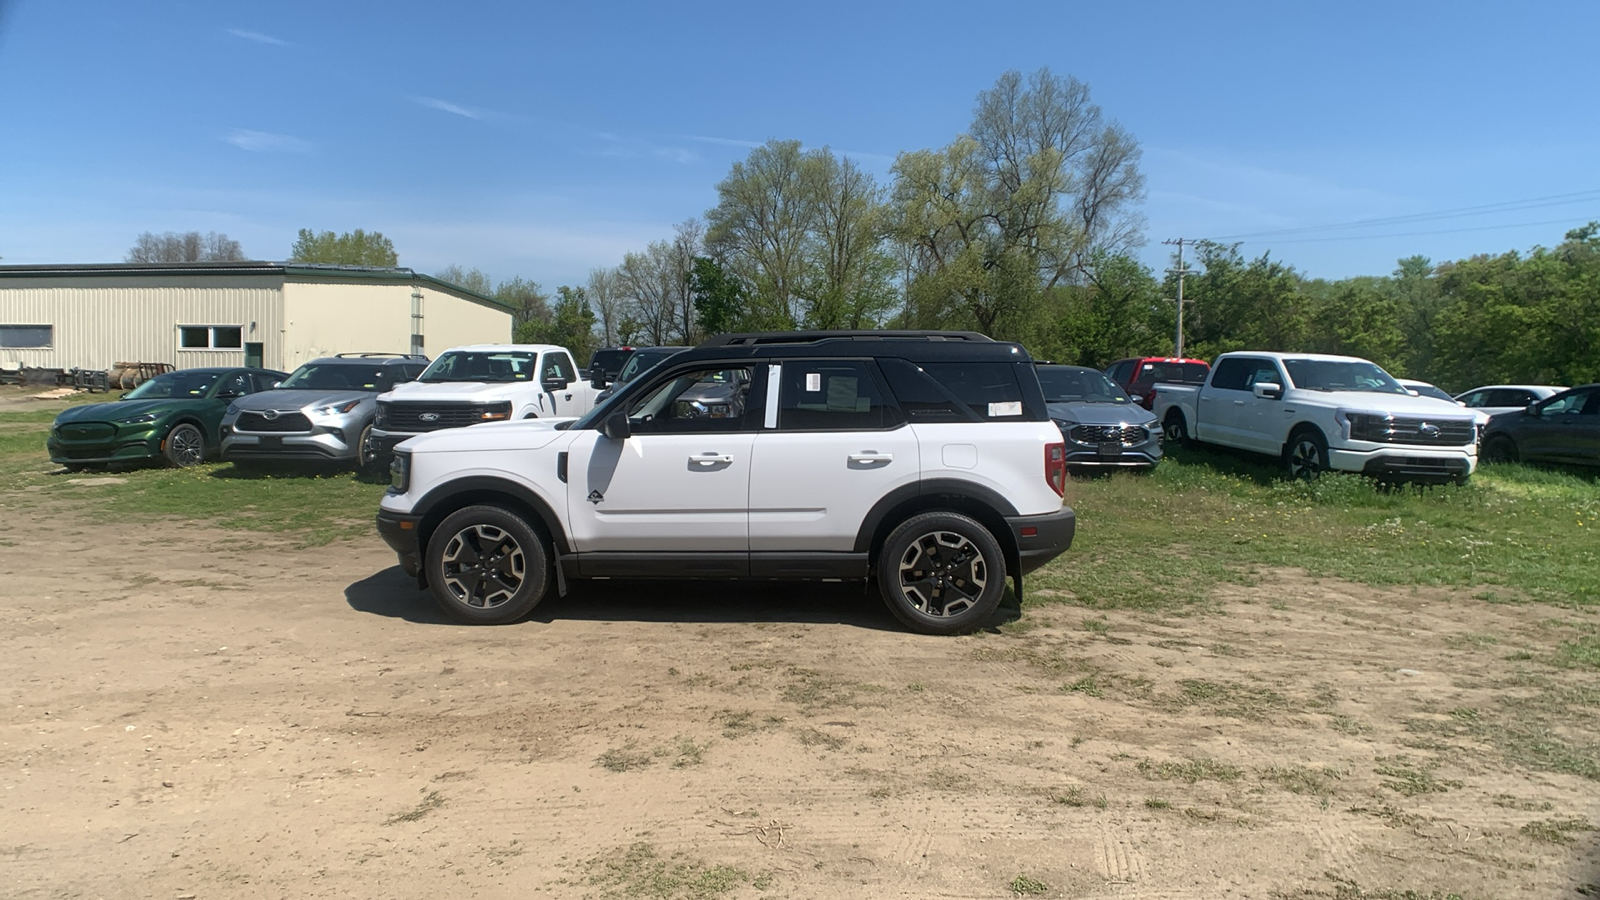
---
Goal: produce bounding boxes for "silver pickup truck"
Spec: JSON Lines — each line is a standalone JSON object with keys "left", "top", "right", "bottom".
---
{"left": 1153, "top": 351, "right": 1481, "bottom": 483}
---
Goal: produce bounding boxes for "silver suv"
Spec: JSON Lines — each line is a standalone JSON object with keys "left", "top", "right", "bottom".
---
{"left": 221, "top": 353, "right": 428, "bottom": 468}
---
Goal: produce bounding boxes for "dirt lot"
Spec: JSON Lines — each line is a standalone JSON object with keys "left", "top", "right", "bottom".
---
{"left": 3, "top": 486, "right": 1598, "bottom": 898}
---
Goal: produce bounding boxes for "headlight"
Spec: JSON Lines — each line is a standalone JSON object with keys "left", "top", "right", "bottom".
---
{"left": 1336, "top": 409, "right": 1392, "bottom": 441}
{"left": 389, "top": 452, "right": 410, "bottom": 492}
{"left": 115, "top": 413, "right": 158, "bottom": 425}
{"left": 225, "top": 403, "right": 239, "bottom": 416}
{"left": 313, "top": 400, "right": 362, "bottom": 416}
{"left": 374, "top": 401, "right": 390, "bottom": 427}
{"left": 479, "top": 401, "right": 512, "bottom": 421}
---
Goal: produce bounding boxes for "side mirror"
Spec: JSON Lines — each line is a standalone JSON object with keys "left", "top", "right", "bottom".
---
{"left": 601, "top": 412, "right": 631, "bottom": 441}
{"left": 542, "top": 376, "right": 570, "bottom": 392}
{"left": 272, "top": 381, "right": 283, "bottom": 389}
{"left": 1252, "top": 382, "right": 1283, "bottom": 400}
{"left": 1524, "top": 403, "right": 1539, "bottom": 416}
{"left": 1406, "top": 389, "right": 1420, "bottom": 397}
{"left": 590, "top": 375, "right": 608, "bottom": 390}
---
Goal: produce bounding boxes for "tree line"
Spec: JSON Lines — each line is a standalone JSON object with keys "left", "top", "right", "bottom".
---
{"left": 123, "top": 66, "right": 1597, "bottom": 390}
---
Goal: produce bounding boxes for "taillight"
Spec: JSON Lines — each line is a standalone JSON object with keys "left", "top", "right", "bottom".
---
{"left": 1045, "top": 442, "right": 1066, "bottom": 496}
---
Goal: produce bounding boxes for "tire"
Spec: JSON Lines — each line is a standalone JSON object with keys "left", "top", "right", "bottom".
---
{"left": 1163, "top": 410, "right": 1191, "bottom": 448}
{"left": 1285, "top": 427, "right": 1329, "bottom": 480}
{"left": 877, "top": 511, "right": 1007, "bottom": 635}
{"left": 425, "top": 505, "right": 551, "bottom": 625}
{"left": 1483, "top": 435, "right": 1519, "bottom": 464}
{"left": 163, "top": 423, "right": 206, "bottom": 468}
{"left": 356, "top": 424, "right": 382, "bottom": 472}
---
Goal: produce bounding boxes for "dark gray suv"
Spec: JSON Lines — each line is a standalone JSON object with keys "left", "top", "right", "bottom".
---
{"left": 221, "top": 353, "right": 428, "bottom": 468}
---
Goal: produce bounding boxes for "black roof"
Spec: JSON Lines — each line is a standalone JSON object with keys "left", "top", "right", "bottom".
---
{"left": 681, "top": 331, "right": 1028, "bottom": 365}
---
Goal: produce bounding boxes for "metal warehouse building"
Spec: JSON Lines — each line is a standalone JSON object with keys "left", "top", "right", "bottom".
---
{"left": 0, "top": 261, "right": 513, "bottom": 372}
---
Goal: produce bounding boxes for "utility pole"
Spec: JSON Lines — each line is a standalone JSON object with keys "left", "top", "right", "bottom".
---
{"left": 1163, "top": 238, "right": 1197, "bottom": 358}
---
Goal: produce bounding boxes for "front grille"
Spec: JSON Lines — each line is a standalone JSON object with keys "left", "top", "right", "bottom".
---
{"left": 1070, "top": 424, "right": 1149, "bottom": 445}
{"left": 381, "top": 402, "right": 493, "bottom": 432}
{"left": 1365, "top": 417, "right": 1475, "bottom": 447}
{"left": 58, "top": 423, "right": 114, "bottom": 440}
{"left": 236, "top": 412, "right": 313, "bottom": 433}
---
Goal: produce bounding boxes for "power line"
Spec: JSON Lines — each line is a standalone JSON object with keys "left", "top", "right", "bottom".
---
{"left": 1229, "top": 214, "right": 1595, "bottom": 245}
{"left": 1212, "top": 188, "right": 1600, "bottom": 240}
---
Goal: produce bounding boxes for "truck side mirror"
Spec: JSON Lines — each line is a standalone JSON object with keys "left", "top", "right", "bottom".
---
{"left": 601, "top": 412, "right": 631, "bottom": 441}
{"left": 542, "top": 376, "right": 569, "bottom": 392}
{"left": 1252, "top": 382, "right": 1283, "bottom": 400}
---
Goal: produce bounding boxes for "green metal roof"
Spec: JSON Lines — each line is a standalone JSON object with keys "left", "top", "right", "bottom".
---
{"left": 0, "top": 261, "right": 514, "bottom": 313}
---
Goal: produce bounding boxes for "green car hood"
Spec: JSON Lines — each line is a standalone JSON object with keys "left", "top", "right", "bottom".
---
{"left": 53, "top": 398, "right": 212, "bottom": 425}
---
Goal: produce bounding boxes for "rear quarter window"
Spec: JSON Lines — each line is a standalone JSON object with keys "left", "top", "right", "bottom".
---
{"left": 879, "top": 359, "right": 1045, "bottom": 422}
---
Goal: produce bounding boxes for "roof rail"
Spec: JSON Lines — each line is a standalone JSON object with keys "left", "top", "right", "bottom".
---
{"left": 697, "top": 330, "right": 994, "bottom": 348}
{"left": 333, "top": 352, "right": 428, "bottom": 359}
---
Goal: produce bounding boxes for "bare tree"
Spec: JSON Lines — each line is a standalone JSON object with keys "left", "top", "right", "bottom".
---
{"left": 669, "top": 219, "right": 704, "bottom": 342}
{"left": 705, "top": 140, "right": 814, "bottom": 328}
{"left": 617, "top": 245, "right": 676, "bottom": 346}
{"left": 126, "top": 231, "right": 246, "bottom": 263}
{"left": 586, "top": 266, "right": 625, "bottom": 346}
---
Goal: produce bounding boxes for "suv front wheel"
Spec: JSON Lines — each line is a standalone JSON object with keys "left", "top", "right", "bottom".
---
{"left": 878, "top": 511, "right": 1006, "bottom": 635}
{"left": 425, "top": 505, "right": 551, "bottom": 624}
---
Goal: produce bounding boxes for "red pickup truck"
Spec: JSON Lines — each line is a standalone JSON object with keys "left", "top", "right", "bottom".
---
{"left": 1103, "top": 357, "right": 1211, "bottom": 410}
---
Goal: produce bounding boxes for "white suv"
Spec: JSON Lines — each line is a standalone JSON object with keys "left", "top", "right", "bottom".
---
{"left": 377, "top": 331, "right": 1077, "bottom": 634}
{"left": 370, "top": 343, "right": 600, "bottom": 456}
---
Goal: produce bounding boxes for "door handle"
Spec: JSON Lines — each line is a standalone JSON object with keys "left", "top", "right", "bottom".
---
{"left": 849, "top": 452, "right": 894, "bottom": 464}
{"left": 691, "top": 453, "right": 734, "bottom": 465}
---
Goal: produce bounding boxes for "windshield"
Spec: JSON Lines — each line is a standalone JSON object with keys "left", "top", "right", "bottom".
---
{"left": 418, "top": 351, "right": 537, "bottom": 383}
{"left": 615, "top": 348, "right": 684, "bottom": 385}
{"left": 1407, "top": 383, "right": 1454, "bottom": 402}
{"left": 1283, "top": 359, "right": 1407, "bottom": 394}
{"left": 279, "top": 363, "right": 399, "bottom": 392}
{"left": 123, "top": 370, "right": 221, "bottom": 399}
{"left": 1136, "top": 362, "right": 1209, "bottom": 385}
{"left": 1037, "top": 367, "right": 1129, "bottom": 404}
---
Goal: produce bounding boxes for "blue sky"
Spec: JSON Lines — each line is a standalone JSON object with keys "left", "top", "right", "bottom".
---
{"left": 2, "top": 0, "right": 1597, "bottom": 287}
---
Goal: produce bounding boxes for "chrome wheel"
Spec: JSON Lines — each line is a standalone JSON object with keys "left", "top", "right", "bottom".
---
{"left": 166, "top": 424, "right": 204, "bottom": 467}
{"left": 896, "top": 530, "right": 987, "bottom": 618}
{"left": 440, "top": 524, "right": 526, "bottom": 609}
{"left": 1288, "top": 436, "right": 1323, "bottom": 479}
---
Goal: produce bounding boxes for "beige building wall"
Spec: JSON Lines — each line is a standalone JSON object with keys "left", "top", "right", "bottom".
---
{"left": 0, "top": 274, "right": 283, "bottom": 371}
{"left": 279, "top": 280, "right": 414, "bottom": 370}
{"left": 416, "top": 283, "right": 513, "bottom": 352}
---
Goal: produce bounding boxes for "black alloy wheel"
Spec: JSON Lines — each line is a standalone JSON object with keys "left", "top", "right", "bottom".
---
{"left": 1285, "top": 428, "right": 1328, "bottom": 480}
{"left": 425, "top": 505, "right": 550, "bottom": 625}
{"left": 164, "top": 423, "right": 205, "bottom": 468}
{"left": 878, "top": 511, "right": 1006, "bottom": 635}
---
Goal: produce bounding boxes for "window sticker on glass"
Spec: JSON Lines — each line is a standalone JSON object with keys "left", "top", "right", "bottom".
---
{"left": 988, "top": 401, "right": 1022, "bottom": 417}
{"left": 806, "top": 372, "right": 822, "bottom": 391}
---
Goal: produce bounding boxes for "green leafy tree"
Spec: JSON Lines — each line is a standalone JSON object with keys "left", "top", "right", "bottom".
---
{"left": 517, "top": 285, "right": 598, "bottom": 363}
{"left": 288, "top": 228, "right": 398, "bottom": 266}
{"left": 688, "top": 256, "right": 745, "bottom": 336}
{"left": 493, "top": 277, "right": 550, "bottom": 332}
{"left": 890, "top": 68, "right": 1145, "bottom": 341}
{"left": 1040, "top": 252, "right": 1165, "bottom": 366}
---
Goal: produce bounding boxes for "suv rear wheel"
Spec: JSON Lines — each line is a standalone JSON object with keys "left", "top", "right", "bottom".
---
{"left": 878, "top": 511, "right": 1006, "bottom": 635}
{"left": 425, "top": 505, "right": 550, "bottom": 624}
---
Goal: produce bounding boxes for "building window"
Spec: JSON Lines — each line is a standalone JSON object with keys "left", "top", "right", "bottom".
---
{"left": 179, "top": 325, "right": 244, "bottom": 350}
{"left": 0, "top": 324, "right": 52, "bottom": 348}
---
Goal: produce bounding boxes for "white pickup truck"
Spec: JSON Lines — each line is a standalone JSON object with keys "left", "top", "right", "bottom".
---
{"left": 370, "top": 343, "right": 601, "bottom": 456}
{"left": 1153, "top": 351, "right": 1481, "bottom": 483}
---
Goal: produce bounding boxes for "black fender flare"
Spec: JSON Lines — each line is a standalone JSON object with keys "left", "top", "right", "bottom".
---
{"left": 410, "top": 475, "right": 571, "bottom": 555}
{"left": 853, "top": 478, "right": 1023, "bottom": 581}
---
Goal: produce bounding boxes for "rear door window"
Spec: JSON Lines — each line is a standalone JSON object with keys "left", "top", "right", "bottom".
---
{"left": 776, "top": 361, "right": 899, "bottom": 431}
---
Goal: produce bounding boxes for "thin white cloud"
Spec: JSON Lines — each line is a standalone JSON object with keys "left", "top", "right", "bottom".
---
{"left": 653, "top": 146, "right": 700, "bottom": 164}
{"left": 678, "top": 134, "right": 764, "bottom": 149}
{"left": 223, "top": 129, "right": 312, "bottom": 153}
{"left": 227, "top": 28, "right": 289, "bottom": 47}
{"left": 414, "top": 97, "right": 482, "bottom": 120}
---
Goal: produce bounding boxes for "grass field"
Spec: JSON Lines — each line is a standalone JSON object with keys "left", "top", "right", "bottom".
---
{"left": 3, "top": 402, "right": 1597, "bottom": 608}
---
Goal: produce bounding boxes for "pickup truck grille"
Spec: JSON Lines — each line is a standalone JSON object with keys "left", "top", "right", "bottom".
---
{"left": 380, "top": 402, "right": 493, "bottom": 432}
{"left": 235, "top": 411, "right": 312, "bottom": 433}
{"left": 1356, "top": 417, "right": 1476, "bottom": 447}
{"left": 1070, "top": 424, "right": 1149, "bottom": 446}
